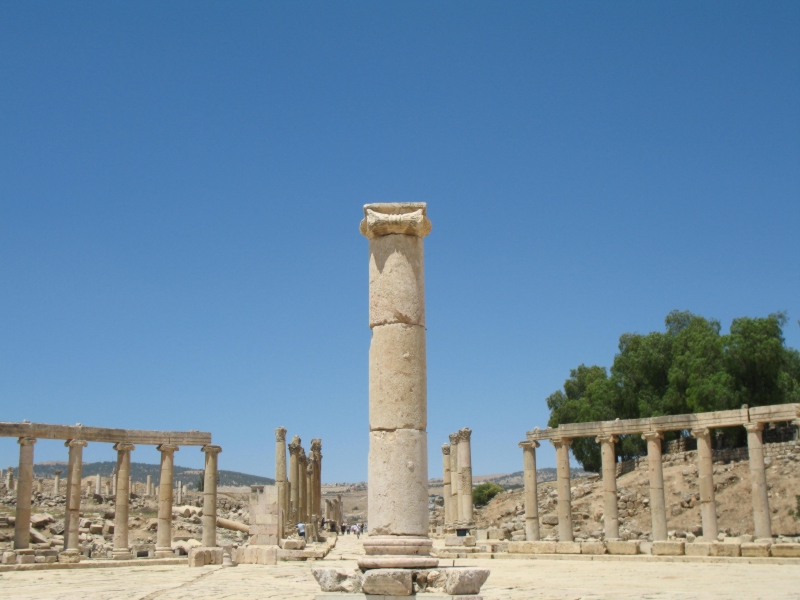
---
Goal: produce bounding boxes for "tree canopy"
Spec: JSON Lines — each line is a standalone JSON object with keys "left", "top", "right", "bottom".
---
{"left": 546, "top": 311, "right": 800, "bottom": 472}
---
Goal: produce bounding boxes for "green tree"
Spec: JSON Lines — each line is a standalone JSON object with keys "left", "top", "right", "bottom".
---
{"left": 472, "top": 482, "right": 504, "bottom": 507}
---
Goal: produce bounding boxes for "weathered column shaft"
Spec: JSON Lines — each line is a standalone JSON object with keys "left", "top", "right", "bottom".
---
{"left": 95, "top": 473, "right": 102, "bottom": 495}
{"left": 202, "top": 445, "right": 222, "bottom": 547}
{"left": 457, "top": 428, "right": 474, "bottom": 525}
{"left": 5, "top": 467, "right": 12, "bottom": 492}
{"left": 298, "top": 451, "right": 307, "bottom": 523}
{"left": 692, "top": 428, "right": 718, "bottom": 541}
{"left": 360, "top": 203, "right": 436, "bottom": 570}
{"left": 288, "top": 436, "right": 301, "bottom": 524}
{"left": 745, "top": 423, "right": 772, "bottom": 539}
{"left": 64, "top": 439, "right": 87, "bottom": 550}
{"left": 552, "top": 437, "right": 574, "bottom": 542}
{"left": 14, "top": 437, "right": 36, "bottom": 549}
{"left": 521, "top": 441, "right": 540, "bottom": 541}
{"left": 449, "top": 433, "right": 460, "bottom": 524}
{"left": 275, "top": 427, "right": 287, "bottom": 539}
{"left": 155, "top": 444, "right": 179, "bottom": 557}
{"left": 53, "top": 470, "right": 62, "bottom": 495}
{"left": 596, "top": 435, "right": 619, "bottom": 540}
{"left": 113, "top": 443, "right": 135, "bottom": 559}
{"left": 146, "top": 475, "right": 152, "bottom": 497}
{"left": 643, "top": 432, "right": 667, "bottom": 541}
{"left": 441, "top": 444, "right": 451, "bottom": 527}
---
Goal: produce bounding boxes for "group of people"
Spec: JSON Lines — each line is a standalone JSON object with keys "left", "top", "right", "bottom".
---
{"left": 341, "top": 522, "right": 365, "bottom": 537}
{"left": 300, "top": 518, "right": 366, "bottom": 538}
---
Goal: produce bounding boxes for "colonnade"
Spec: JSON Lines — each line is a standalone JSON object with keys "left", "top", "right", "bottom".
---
{"left": 324, "top": 495, "right": 343, "bottom": 528}
{"left": 0, "top": 422, "right": 216, "bottom": 560}
{"left": 274, "top": 427, "right": 323, "bottom": 540}
{"left": 441, "top": 428, "right": 474, "bottom": 529}
{"left": 520, "top": 404, "right": 799, "bottom": 542}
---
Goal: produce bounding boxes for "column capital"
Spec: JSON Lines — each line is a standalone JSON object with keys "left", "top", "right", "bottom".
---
{"left": 519, "top": 440, "right": 540, "bottom": 449}
{"left": 457, "top": 427, "right": 472, "bottom": 443}
{"left": 448, "top": 433, "right": 459, "bottom": 445}
{"left": 64, "top": 439, "right": 88, "bottom": 448}
{"left": 201, "top": 444, "right": 222, "bottom": 455}
{"left": 550, "top": 437, "right": 572, "bottom": 449}
{"left": 311, "top": 438, "right": 322, "bottom": 453}
{"left": 275, "top": 427, "right": 287, "bottom": 442}
{"left": 441, "top": 444, "right": 450, "bottom": 455}
{"left": 113, "top": 442, "right": 136, "bottom": 452}
{"left": 595, "top": 435, "right": 618, "bottom": 444}
{"left": 156, "top": 444, "right": 179, "bottom": 453}
{"left": 17, "top": 437, "right": 36, "bottom": 446}
{"left": 690, "top": 428, "right": 711, "bottom": 439}
{"left": 54, "top": 470, "right": 62, "bottom": 476}
{"left": 288, "top": 435, "right": 302, "bottom": 454}
{"left": 642, "top": 431, "right": 663, "bottom": 442}
{"left": 359, "top": 203, "right": 432, "bottom": 239}
{"left": 744, "top": 422, "right": 764, "bottom": 433}
{"left": 306, "top": 462, "right": 314, "bottom": 475}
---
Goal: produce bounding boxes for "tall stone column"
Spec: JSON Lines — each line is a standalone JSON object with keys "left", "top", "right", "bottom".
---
{"left": 337, "top": 494, "right": 343, "bottom": 527}
{"left": 520, "top": 441, "right": 540, "bottom": 541}
{"left": 14, "top": 437, "right": 36, "bottom": 549}
{"left": 54, "top": 470, "right": 62, "bottom": 495}
{"left": 155, "top": 444, "right": 179, "bottom": 558}
{"left": 457, "top": 428, "right": 474, "bottom": 526}
{"left": 441, "top": 444, "right": 451, "bottom": 527}
{"left": 306, "top": 462, "right": 314, "bottom": 534}
{"left": 311, "top": 439, "right": 322, "bottom": 534}
{"left": 298, "top": 448, "right": 307, "bottom": 524}
{"left": 596, "top": 435, "right": 620, "bottom": 539}
{"left": 745, "top": 422, "right": 772, "bottom": 539}
{"left": 288, "top": 436, "right": 301, "bottom": 524}
{"left": 5, "top": 467, "right": 12, "bottom": 491}
{"left": 146, "top": 475, "right": 152, "bottom": 497}
{"left": 112, "top": 443, "right": 135, "bottom": 559}
{"left": 359, "top": 203, "right": 436, "bottom": 570}
{"left": 176, "top": 480, "right": 183, "bottom": 505}
{"left": 95, "top": 473, "right": 102, "bottom": 496}
{"left": 691, "top": 428, "right": 718, "bottom": 541}
{"left": 202, "top": 445, "right": 222, "bottom": 547}
{"left": 551, "top": 437, "right": 574, "bottom": 542}
{"left": 642, "top": 431, "right": 667, "bottom": 541}
{"left": 449, "top": 432, "right": 460, "bottom": 525}
{"left": 37, "top": 478, "right": 43, "bottom": 493}
{"left": 275, "top": 427, "right": 288, "bottom": 539}
{"left": 64, "top": 439, "right": 87, "bottom": 550}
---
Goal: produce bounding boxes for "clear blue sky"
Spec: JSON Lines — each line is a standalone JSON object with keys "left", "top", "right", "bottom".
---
{"left": 1, "top": 2, "right": 798, "bottom": 482}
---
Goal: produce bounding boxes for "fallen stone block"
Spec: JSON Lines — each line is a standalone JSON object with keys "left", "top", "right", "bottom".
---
{"left": 280, "top": 538, "right": 306, "bottom": 550}
{"left": 555, "top": 541, "right": 581, "bottom": 554}
{"left": 445, "top": 535, "right": 476, "bottom": 547}
{"left": 1, "top": 552, "right": 16, "bottom": 565}
{"left": 312, "top": 567, "right": 363, "bottom": 593}
{"left": 17, "top": 554, "right": 35, "bottom": 564}
{"left": 486, "top": 528, "right": 510, "bottom": 540}
{"left": 581, "top": 541, "right": 605, "bottom": 555}
{"left": 606, "top": 540, "right": 639, "bottom": 555}
{"left": 652, "top": 541, "right": 684, "bottom": 556}
{"left": 685, "top": 542, "right": 711, "bottom": 557}
{"left": 361, "top": 568, "right": 413, "bottom": 596}
{"left": 58, "top": 549, "right": 81, "bottom": 564}
{"left": 771, "top": 544, "right": 800, "bottom": 558}
{"left": 710, "top": 542, "right": 740, "bottom": 557}
{"left": 444, "top": 567, "right": 491, "bottom": 595}
{"left": 741, "top": 542, "right": 771, "bottom": 558}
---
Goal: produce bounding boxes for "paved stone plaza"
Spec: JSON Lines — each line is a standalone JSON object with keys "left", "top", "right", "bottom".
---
{"left": 1, "top": 535, "right": 797, "bottom": 599}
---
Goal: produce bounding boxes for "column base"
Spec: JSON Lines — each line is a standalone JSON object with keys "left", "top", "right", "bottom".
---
{"left": 358, "top": 536, "right": 438, "bottom": 570}
{"left": 154, "top": 548, "right": 175, "bottom": 559}
{"left": 111, "top": 549, "right": 133, "bottom": 560}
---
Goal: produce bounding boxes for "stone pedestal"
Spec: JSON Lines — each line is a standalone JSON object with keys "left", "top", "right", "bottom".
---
{"left": 596, "top": 435, "right": 619, "bottom": 540}
{"left": 745, "top": 422, "right": 772, "bottom": 539}
{"left": 520, "top": 440, "right": 540, "bottom": 541}
{"left": 691, "top": 428, "right": 718, "bottom": 541}
{"left": 64, "top": 439, "right": 87, "bottom": 550}
{"left": 551, "top": 437, "right": 573, "bottom": 542}
{"left": 275, "top": 427, "right": 288, "bottom": 539}
{"left": 202, "top": 445, "right": 222, "bottom": 547}
{"left": 155, "top": 444, "right": 178, "bottom": 558}
{"left": 642, "top": 431, "right": 667, "bottom": 541}
{"left": 13, "top": 437, "right": 36, "bottom": 549}
{"left": 358, "top": 203, "right": 436, "bottom": 570}
{"left": 112, "top": 443, "right": 135, "bottom": 559}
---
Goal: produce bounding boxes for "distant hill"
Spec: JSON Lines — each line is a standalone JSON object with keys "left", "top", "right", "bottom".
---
{"left": 32, "top": 462, "right": 274, "bottom": 489}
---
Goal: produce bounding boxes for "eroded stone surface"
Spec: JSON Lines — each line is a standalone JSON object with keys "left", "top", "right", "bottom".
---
{"left": 444, "top": 567, "right": 491, "bottom": 595}
{"left": 312, "top": 567, "right": 363, "bottom": 593}
{"left": 361, "top": 568, "right": 413, "bottom": 596}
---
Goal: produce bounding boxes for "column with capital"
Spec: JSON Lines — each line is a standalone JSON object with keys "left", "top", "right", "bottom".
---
{"left": 54, "top": 470, "right": 62, "bottom": 495}
{"left": 745, "top": 422, "right": 772, "bottom": 539}
{"left": 14, "top": 437, "right": 36, "bottom": 549}
{"left": 642, "top": 431, "right": 667, "bottom": 541}
{"left": 5, "top": 467, "right": 12, "bottom": 492}
{"left": 596, "top": 435, "right": 620, "bottom": 539}
{"left": 288, "top": 436, "right": 301, "bottom": 525}
{"left": 112, "top": 443, "right": 135, "bottom": 559}
{"left": 520, "top": 441, "right": 540, "bottom": 541}
{"left": 551, "top": 437, "right": 574, "bottom": 542}
{"left": 311, "top": 439, "right": 322, "bottom": 538}
{"left": 306, "top": 461, "right": 314, "bottom": 536}
{"left": 155, "top": 444, "right": 179, "bottom": 558}
{"left": 64, "top": 439, "right": 88, "bottom": 550}
{"left": 275, "top": 427, "right": 288, "bottom": 539}
{"left": 201, "top": 445, "right": 222, "bottom": 547}
{"left": 457, "top": 428, "right": 474, "bottom": 526}
{"left": 441, "top": 444, "right": 451, "bottom": 527}
{"left": 449, "top": 432, "right": 460, "bottom": 525}
{"left": 359, "top": 203, "right": 437, "bottom": 569}
{"left": 691, "top": 428, "right": 718, "bottom": 540}
{"left": 298, "top": 448, "right": 307, "bottom": 526}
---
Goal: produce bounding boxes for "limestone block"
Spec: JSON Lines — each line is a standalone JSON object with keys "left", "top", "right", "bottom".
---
{"left": 369, "top": 323, "right": 427, "bottom": 430}
{"left": 555, "top": 542, "right": 581, "bottom": 554}
{"left": 444, "top": 567, "right": 491, "bottom": 595}
{"left": 17, "top": 554, "right": 35, "bottom": 564}
{"left": 741, "top": 542, "right": 771, "bottom": 557}
{"left": 368, "top": 234, "right": 426, "bottom": 328}
{"left": 580, "top": 541, "right": 606, "bottom": 555}
{"left": 685, "top": 542, "right": 711, "bottom": 557}
{"left": 486, "top": 528, "right": 511, "bottom": 540}
{"left": 312, "top": 567, "right": 363, "bottom": 593}
{"left": 508, "top": 540, "right": 556, "bottom": 554}
{"left": 541, "top": 514, "right": 558, "bottom": 526}
{"left": 1, "top": 552, "right": 16, "bottom": 565}
{"left": 277, "top": 548, "right": 309, "bottom": 561}
{"left": 771, "top": 543, "right": 800, "bottom": 557}
{"left": 710, "top": 542, "right": 740, "bottom": 557}
{"left": 188, "top": 548, "right": 206, "bottom": 567}
{"left": 58, "top": 549, "right": 81, "bottom": 564}
{"left": 368, "top": 429, "right": 429, "bottom": 536}
{"left": 476, "top": 529, "right": 488, "bottom": 541}
{"left": 361, "top": 568, "right": 413, "bottom": 596}
{"left": 445, "top": 535, "right": 476, "bottom": 547}
{"left": 280, "top": 539, "right": 306, "bottom": 550}
{"left": 606, "top": 541, "right": 639, "bottom": 555}
{"left": 652, "top": 541, "right": 685, "bottom": 556}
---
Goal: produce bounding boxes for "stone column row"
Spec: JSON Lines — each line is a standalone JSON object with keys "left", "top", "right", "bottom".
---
{"left": 442, "top": 428, "right": 474, "bottom": 528}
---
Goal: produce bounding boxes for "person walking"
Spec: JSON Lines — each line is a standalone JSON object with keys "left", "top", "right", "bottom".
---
{"left": 297, "top": 522, "right": 305, "bottom": 539}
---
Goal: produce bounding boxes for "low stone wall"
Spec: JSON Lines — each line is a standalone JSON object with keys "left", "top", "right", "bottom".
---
{"left": 505, "top": 539, "right": 800, "bottom": 558}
